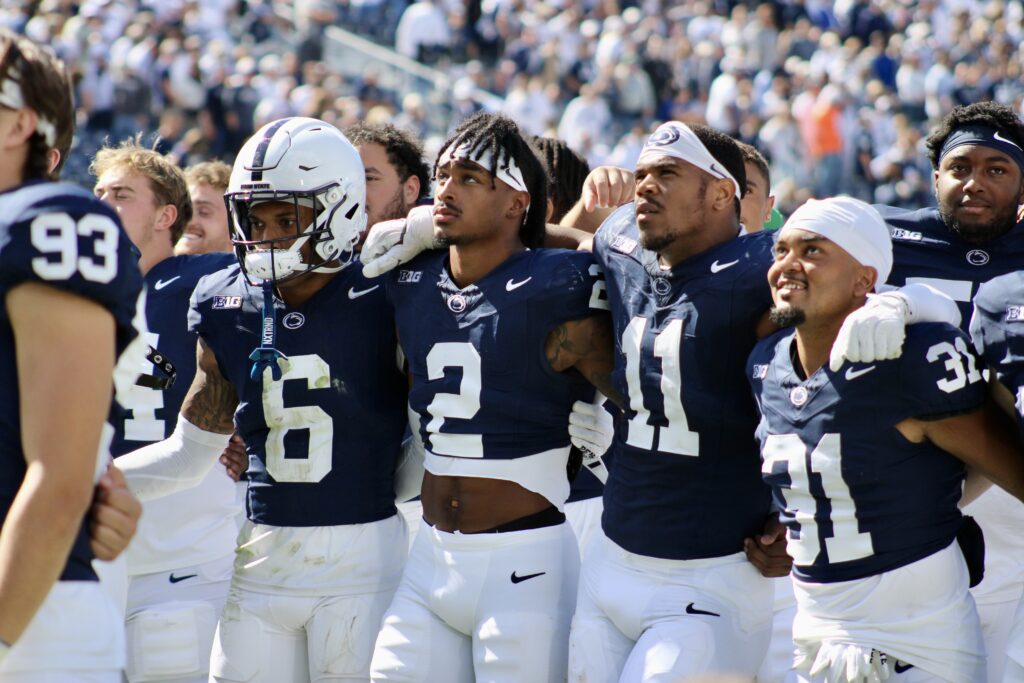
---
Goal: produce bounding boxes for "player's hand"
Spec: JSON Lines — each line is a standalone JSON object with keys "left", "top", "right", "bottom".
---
{"left": 744, "top": 514, "right": 792, "bottom": 577}
{"left": 569, "top": 398, "right": 613, "bottom": 458}
{"left": 808, "top": 642, "right": 892, "bottom": 683}
{"left": 361, "top": 205, "right": 439, "bottom": 278}
{"left": 581, "top": 166, "right": 635, "bottom": 212}
{"left": 219, "top": 432, "right": 248, "bottom": 482}
{"left": 89, "top": 463, "right": 142, "bottom": 561}
{"left": 828, "top": 292, "right": 909, "bottom": 372}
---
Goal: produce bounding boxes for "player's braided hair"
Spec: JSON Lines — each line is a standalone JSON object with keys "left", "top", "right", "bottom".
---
{"left": 435, "top": 113, "right": 548, "bottom": 248}
{"left": 529, "top": 136, "right": 590, "bottom": 223}
{"left": 690, "top": 123, "right": 746, "bottom": 220}
{"left": 926, "top": 102, "right": 1024, "bottom": 170}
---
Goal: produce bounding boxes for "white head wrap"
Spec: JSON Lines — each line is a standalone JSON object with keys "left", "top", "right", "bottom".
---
{"left": 636, "top": 121, "right": 742, "bottom": 200}
{"left": 438, "top": 142, "right": 528, "bottom": 193}
{"left": 781, "top": 196, "right": 892, "bottom": 284}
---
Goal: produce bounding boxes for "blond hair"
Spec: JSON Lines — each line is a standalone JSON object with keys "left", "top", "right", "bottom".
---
{"left": 91, "top": 138, "right": 192, "bottom": 243}
{"left": 184, "top": 160, "right": 232, "bottom": 193}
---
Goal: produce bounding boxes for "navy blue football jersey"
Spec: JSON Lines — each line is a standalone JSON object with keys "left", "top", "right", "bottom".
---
{"left": 386, "top": 248, "right": 600, "bottom": 462}
{"left": 970, "top": 271, "right": 1024, "bottom": 434}
{"left": 110, "top": 253, "right": 234, "bottom": 456}
{"left": 879, "top": 205, "right": 1024, "bottom": 328}
{"left": 0, "top": 181, "right": 144, "bottom": 581}
{"left": 749, "top": 323, "right": 986, "bottom": 583}
{"left": 595, "top": 203, "right": 774, "bottom": 560}
{"left": 188, "top": 264, "right": 408, "bottom": 527}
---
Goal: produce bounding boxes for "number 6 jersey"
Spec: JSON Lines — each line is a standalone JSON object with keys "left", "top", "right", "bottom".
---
{"left": 748, "top": 323, "right": 986, "bottom": 583}
{"left": 188, "top": 263, "right": 408, "bottom": 527}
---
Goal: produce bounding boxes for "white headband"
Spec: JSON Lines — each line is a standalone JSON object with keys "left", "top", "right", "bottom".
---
{"left": 438, "top": 142, "right": 529, "bottom": 194}
{"left": 636, "top": 122, "right": 742, "bottom": 200}
{"left": 782, "top": 196, "right": 892, "bottom": 284}
{"left": 0, "top": 75, "right": 57, "bottom": 147}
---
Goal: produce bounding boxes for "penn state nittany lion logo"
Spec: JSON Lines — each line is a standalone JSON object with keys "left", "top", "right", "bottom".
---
{"left": 647, "top": 125, "right": 682, "bottom": 147}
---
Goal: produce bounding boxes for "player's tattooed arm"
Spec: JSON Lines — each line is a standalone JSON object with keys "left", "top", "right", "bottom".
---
{"left": 180, "top": 338, "right": 237, "bottom": 434}
{"left": 546, "top": 314, "right": 624, "bottom": 406}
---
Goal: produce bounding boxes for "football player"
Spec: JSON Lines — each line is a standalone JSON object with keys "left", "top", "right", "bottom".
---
{"left": 876, "top": 101, "right": 1024, "bottom": 682}
{"left": 749, "top": 196, "right": 1024, "bottom": 682}
{"left": 0, "top": 29, "right": 146, "bottom": 683}
{"left": 176, "top": 161, "right": 234, "bottom": 256}
{"left": 970, "top": 273, "right": 1024, "bottom": 681}
{"left": 369, "top": 113, "right": 618, "bottom": 683}
{"left": 93, "top": 142, "right": 237, "bottom": 683}
{"left": 115, "top": 117, "right": 411, "bottom": 682}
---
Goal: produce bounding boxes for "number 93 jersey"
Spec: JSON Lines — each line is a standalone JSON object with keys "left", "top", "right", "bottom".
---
{"left": 971, "top": 271, "right": 1024, "bottom": 435}
{"left": 386, "top": 248, "right": 601, "bottom": 465}
{"left": 593, "top": 204, "right": 775, "bottom": 560}
{"left": 188, "top": 264, "right": 408, "bottom": 527}
{"left": 0, "top": 181, "right": 144, "bottom": 581}
{"left": 749, "top": 323, "right": 987, "bottom": 583}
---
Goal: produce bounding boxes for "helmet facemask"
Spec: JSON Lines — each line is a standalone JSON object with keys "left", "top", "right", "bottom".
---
{"left": 227, "top": 181, "right": 361, "bottom": 287}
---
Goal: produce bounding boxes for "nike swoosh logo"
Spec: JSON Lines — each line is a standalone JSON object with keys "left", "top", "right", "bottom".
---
{"left": 298, "top": 164, "right": 319, "bottom": 171}
{"left": 710, "top": 259, "right": 739, "bottom": 273}
{"left": 894, "top": 662, "right": 914, "bottom": 674}
{"left": 168, "top": 573, "right": 198, "bottom": 584}
{"left": 348, "top": 285, "right": 380, "bottom": 299}
{"left": 510, "top": 571, "right": 545, "bottom": 584}
{"left": 993, "top": 130, "right": 1022, "bottom": 151}
{"left": 506, "top": 277, "right": 532, "bottom": 291}
{"left": 153, "top": 276, "right": 181, "bottom": 290}
{"left": 685, "top": 602, "right": 720, "bottom": 617}
{"left": 845, "top": 366, "right": 876, "bottom": 380}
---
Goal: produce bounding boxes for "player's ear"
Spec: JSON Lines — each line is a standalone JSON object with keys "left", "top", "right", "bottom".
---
{"left": 154, "top": 203, "right": 178, "bottom": 236}
{"left": 506, "top": 190, "right": 530, "bottom": 221}
{"left": 2, "top": 107, "right": 38, "bottom": 148}
{"left": 711, "top": 178, "right": 735, "bottom": 212}
{"left": 853, "top": 265, "right": 877, "bottom": 297}
{"left": 402, "top": 174, "right": 420, "bottom": 207}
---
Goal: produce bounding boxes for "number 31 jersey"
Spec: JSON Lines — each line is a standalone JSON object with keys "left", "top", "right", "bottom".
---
{"left": 0, "top": 181, "right": 144, "bottom": 581}
{"left": 594, "top": 203, "right": 774, "bottom": 560}
{"left": 189, "top": 264, "right": 408, "bottom": 527}
{"left": 748, "top": 323, "right": 986, "bottom": 583}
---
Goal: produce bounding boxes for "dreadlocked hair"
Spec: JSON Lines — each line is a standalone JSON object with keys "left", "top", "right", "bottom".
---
{"left": 436, "top": 113, "right": 548, "bottom": 248}
{"left": 925, "top": 101, "right": 1024, "bottom": 170}
{"left": 529, "top": 136, "right": 590, "bottom": 223}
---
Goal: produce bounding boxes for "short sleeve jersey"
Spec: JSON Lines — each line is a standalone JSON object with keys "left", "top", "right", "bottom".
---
{"left": 749, "top": 323, "right": 985, "bottom": 583}
{"left": 0, "top": 181, "right": 144, "bottom": 581}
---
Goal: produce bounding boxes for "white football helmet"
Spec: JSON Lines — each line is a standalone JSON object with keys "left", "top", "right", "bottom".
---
{"left": 226, "top": 117, "right": 367, "bottom": 284}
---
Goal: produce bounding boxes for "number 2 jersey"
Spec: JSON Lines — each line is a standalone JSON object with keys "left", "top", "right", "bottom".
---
{"left": 110, "top": 252, "right": 238, "bottom": 576}
{"left": 0, "top": 181, "right": 144, "bottom": 581}
{"left": 385, "top": 248, "right": 601, "bottom": 510}
{"left": 594, "top": 203, "right": 774, "bottom": 560}
{"left": 188, "top": 263, "right": 408, "bottom": 528}
{"left": 748, "top": 323, "right": 986, "bottom": 583}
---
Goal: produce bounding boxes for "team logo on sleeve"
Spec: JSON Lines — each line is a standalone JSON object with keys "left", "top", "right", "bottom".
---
{"left": 213, "top": 295, "right": 242, "bottom": 309}
{"left": 398, "top": 270, "right": 422, "bottom": 283}
{"left": 1007, "top": 305, "right": 1024, "bottom": 322}
{"left": 751, "top": 364, "right": 768, "bottom": 379}
{"left": 890, "top": 228, "right": 923, "bottom": 242}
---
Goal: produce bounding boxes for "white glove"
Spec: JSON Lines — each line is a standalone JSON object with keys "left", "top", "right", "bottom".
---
{"left": 569, "top": 397, "right": 613, "bottom": 483}
{"left": 360, "top": 205, "right": 440, "bottom": 278}
{"left": 807, "top": 642, "right": 892, "bottom": 683}
{"left": 829, "top": 292, "right": 910, "bottom": 372}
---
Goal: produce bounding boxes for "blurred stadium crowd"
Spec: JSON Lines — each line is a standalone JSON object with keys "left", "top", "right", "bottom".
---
{"left": 1, "top": 0, "right": 1022, "bottom": 216}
